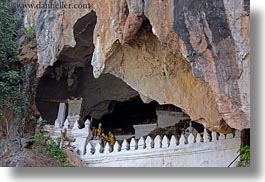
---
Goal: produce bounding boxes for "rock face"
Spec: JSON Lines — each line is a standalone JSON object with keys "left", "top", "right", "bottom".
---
{"left": 23, "top": 0, "right": 250, "bottom": 132}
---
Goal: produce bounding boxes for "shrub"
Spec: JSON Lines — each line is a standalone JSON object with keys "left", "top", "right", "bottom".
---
{"left": 33, "top": 130, "right": 75, "bottom": 167}
{"left": 25, "top": 26, "right": 34, "bottom": 41}
{"left": 237, "top": 145, "right": 250, "bottom": 167}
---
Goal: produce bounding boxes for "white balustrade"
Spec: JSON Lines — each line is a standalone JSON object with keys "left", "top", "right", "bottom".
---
{"left": 85, "top": 142, "right": 93, "bottom": 156}
{"left": 113, "top": 141, "right": 120, "bottom": 153}
{"left": 203, "top": 129, "right": 212, "bottom": 142}
{"left": 49, "top": 117, "right": 242, "bottom": 159}
{"left": 63, "top": 119, "right": 70, "bottom": 129}
{"left": 94, "top": 143, "right": 102, "bottom": 155}
{"left": 73, "top": 120, "right": 79, "bottom": 130}
{"left": 212, "top": 132, "right": 217, "bottom": 142}
{"left": 188, "top": 133, "right": 194, "bottom": 144}
{"left": 154, "top": 135, "right": 162, "bottom": 148}
{"left": 84, "top": 119, "right": 90, "bottom": 129}
{"left": 195, "top": 134, "right": 201, "bottom": 143}
{"left": 169, "top": 135, "right": 177, "bottom": 147}
{"left": 104, "top": 143, "right": 111, "bottom": 154}
{"left": 162, "top": 136, "right": 169, "bottom": 148}
{"left": 145, "top": 136, "right": 153, "bottom": 149}
{"left": 130, "top": 138, "right": 137, "bottom": 150}
{"left": 179, "top": 134, "right": 185, "bottom": 146}
{"left": 121, "top": 139, "right": 129, "bottom": 151}
{"left": 138, "top": 137, "right": 145, "bottom": 150}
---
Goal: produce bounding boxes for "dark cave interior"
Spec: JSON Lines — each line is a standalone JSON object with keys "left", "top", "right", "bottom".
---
{"left": 87, "top": 97, "right": 158, "bottom": 135}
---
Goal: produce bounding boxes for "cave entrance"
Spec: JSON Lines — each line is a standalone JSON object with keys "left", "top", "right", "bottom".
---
{"left": 89, "top": 100, "right": 191, "bottom": 139}
{"left": 35, "top": 11, "right": 142, "bottom": 127}
{"left": 35, "top": 10, "right": 192, "bottom": 140}
{"left": 36, "top": 10, "right": 98, "bottom": 124}
{"left": 89, "top": 96, "right": 158, "bottom": 136}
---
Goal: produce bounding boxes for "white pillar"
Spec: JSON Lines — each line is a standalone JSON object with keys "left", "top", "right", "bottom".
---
{"left": 55, "top": 103, "right": 66, "bottom": 128}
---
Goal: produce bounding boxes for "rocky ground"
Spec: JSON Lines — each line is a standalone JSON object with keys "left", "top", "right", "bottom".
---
{"left": 0, "top": 148, "right": 61, "bottom": 167}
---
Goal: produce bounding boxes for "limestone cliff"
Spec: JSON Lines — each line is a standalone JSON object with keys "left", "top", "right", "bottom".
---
{"left": 22, "top": 0, "right": 250, "bottom": 132}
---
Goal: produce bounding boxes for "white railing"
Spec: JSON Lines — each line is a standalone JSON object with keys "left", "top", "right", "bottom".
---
{"left": 81, "top": 130, "right": 240, "bottom": 167}
{"left": 83, "top": 130, "right": 239, "bottom": 156}
{"left": 45, "top": 118, "right": 241, "bottom": 167}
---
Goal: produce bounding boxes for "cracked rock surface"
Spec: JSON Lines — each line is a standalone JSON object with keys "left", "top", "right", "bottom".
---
{"left": 23, "top": 0, "right": 250, "bottom": 132}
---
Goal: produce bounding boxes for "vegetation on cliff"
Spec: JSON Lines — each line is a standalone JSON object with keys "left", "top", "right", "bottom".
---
{"left": 0, "top": 3, "right": 25, "bottom": 126}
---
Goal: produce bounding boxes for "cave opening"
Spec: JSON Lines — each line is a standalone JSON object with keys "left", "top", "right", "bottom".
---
{"left": 88, "top": 96, "right": 158, "bottom": 135}
{"left": 35, "top": 10, "right": 193, "bottom": 139}
{"left": 88, "top": 99, "right": 193, "bottom": 139}
{"left": 36, "top": 10, "right": 98, "bottom": 123}
{"left": 34, "top": 11, "right": 161, "bottom": 130}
